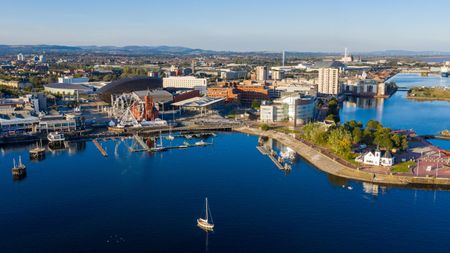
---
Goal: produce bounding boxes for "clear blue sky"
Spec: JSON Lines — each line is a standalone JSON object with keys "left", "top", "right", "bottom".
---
{"left": 1, "top": 0, "right": 449, "bottom": 52}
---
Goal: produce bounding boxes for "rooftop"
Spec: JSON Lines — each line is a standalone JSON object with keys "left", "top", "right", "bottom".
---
{"left": 171, "top": 96, "right": 224, "bottom": 107}
{"left": 313, "top": 61, "right": 346, "bottom": 69}
{"left": 44, "top": 83, "right": 92, "bottom": 90}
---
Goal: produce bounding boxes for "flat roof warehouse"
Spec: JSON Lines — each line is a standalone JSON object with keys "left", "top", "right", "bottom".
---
{"left": 171, "top": 97, "right": 225, "bottom": 108}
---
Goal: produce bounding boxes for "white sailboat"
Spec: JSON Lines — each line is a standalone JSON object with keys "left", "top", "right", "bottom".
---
{"left": 197, "top": 197, "right": 214, "bottom": 231}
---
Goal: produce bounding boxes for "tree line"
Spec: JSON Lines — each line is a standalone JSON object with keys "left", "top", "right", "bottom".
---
{"left": 302, "top": 120, "right": 408, "bottom": 159}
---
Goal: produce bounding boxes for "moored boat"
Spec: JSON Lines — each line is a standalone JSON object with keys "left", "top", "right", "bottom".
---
{"left": 47, "top": 132, "right": 65, "bottom": 142}
{"left": 195, "top": 140, "right": 208, "bottom": 146}
{"left": 12, "top": 156, "right": 27, "bottom": 179}
{"left": 29, "top": 140, "right": 46, "bottom": 160}
{"left": 197, "top": 197, "right": 214, "bottom": 231}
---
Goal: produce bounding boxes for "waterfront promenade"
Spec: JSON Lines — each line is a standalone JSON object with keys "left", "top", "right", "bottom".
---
{"left": 235, "top": 126, "right": 450, "bottom": 187}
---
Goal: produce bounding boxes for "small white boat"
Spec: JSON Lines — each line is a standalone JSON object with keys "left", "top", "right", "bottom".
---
{"left": 197, "top": 197, "right": 214, "bottom": 231}
{"left": 185, "top": 135, "right": 193, "bottom": 139}
{"left": 195, "top": 140, "right": 208, "bottom": 146}
{"left": 179, "top": 141, "right": 189, "bottom": 148}
{"left": 47, "top": 132, "right": 65, "bottom": 142}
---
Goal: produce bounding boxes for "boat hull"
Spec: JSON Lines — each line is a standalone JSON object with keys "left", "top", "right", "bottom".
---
{"left": 197, "top": 218, "right": 214, "bottom": 231}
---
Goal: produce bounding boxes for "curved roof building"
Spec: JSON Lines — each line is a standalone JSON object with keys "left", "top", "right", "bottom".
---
{"left": 97, "top": 77, "right": 163, "bottom": 103}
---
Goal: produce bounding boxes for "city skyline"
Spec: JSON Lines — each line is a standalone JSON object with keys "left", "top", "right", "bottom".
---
{"left": 2, "top": 0, "right": 450, "bottom": 52}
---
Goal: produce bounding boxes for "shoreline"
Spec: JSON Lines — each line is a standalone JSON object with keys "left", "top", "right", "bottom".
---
{"left": 235, "top": 126, "right": 450, "bottom": 187}
{"left": 406, "top": 96, "right": 450, "bottom": 102}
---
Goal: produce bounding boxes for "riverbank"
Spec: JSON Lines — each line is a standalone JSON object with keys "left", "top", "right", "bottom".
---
{"left": 407, "top": 87, "right": 450, "bottom": 102}
{"left": 406, "top": 96, "right": 450, "bottom": 102}
{"left": 235, "top": 126, "right": 450, "bottom": 187}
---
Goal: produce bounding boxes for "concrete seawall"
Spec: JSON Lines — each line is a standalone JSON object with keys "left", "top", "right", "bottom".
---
{"left": 235, "top": 127, "right": 450, "bottom": 187}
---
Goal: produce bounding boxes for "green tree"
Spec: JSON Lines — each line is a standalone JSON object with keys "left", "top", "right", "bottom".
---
{"left": 251, "top": 100, "right": 261, "bottom": 110}
{"left": 302, "top": 123, "right": 328, "bottom": 144}
{"left": 260, "top": 123, "right": 270, "bottom": 131}
{"left": 327, "top": 127, "right": 353, "bottom": 156}
{"left": 352, "top": 127, "right": 362, "bottom": 144}
{"left": 366, "top": 120, "right": 382, "bottom": 130}
{"left": 391, "top": 134, "right": 401, "bottom": 148}
{"left": 401, "top": 136, "right": 409, "bottom": 150}
{"left": 374, "top": 127, "right": 393, "bottom": 150}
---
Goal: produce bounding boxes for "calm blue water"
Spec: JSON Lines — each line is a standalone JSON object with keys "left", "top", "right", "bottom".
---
{"left": 0, "top": 73, "right": 449, "bottom": 253}
{"left": 2, "top": 134, "right": 450, "bottom": 253}
{"left": 340, "top": 73, "right": 450, "bottom": 149}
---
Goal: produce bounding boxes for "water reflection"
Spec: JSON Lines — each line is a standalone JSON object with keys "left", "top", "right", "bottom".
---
{"left": 362, "top": 182, "right": 387, "bottom": 196}
{"left": 343, "top": 96, "right": 381, "bottom": 109}
{"left": 327, "top": 174, "right": 349, "bottom": 188}
{"left": 340, "top": 74, "right": 450, "bottom": 135}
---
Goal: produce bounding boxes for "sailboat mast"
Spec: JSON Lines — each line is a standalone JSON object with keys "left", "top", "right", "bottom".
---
{"left": 205, "top": 197, "right": 208, "bottom": 222}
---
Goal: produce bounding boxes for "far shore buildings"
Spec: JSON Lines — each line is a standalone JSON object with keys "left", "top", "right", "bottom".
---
{"left": 255, "top": 66, "right": 269, "bottom": 82}
{"left": 342, "top": 79, "right": 386, "bottom": 97}
{"left": 314, "top": 61, "right": 346, "bottom": 95}
{"left": 318, "top": 68, "right": 340, "bottom": 95}
{"left": 260, "top": 93, "right": 315, "bottom": 125}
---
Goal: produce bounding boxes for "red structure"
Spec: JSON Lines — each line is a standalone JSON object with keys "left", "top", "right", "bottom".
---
{"left": 130, "top": 95, "right": 159, "bottom": 122}
{"left": 144, "top": 95, "right": 158, "bottom": 121}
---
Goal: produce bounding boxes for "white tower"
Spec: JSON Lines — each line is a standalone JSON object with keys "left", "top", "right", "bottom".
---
{"left": 282, "top": 50, "right": 285, "bottom": 67}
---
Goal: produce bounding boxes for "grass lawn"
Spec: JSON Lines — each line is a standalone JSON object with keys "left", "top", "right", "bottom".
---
{"left": 391, "top": 160, "right": 416, "bottom": 173}
{"left": 409, "top": 87, "right": 450, "bottom": 100}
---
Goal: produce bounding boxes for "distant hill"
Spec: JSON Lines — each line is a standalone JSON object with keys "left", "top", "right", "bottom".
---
{"left": 0, "top": 45, "right": 83, "bottom": 54}
{"left": 363, "top": 50, "right": 450, "bottom": 57}
{"left": 0, "top": 44, "right": 216, "bottom": 55}
{"left": 0, "top": 45, "right": 449, "bottom": 57}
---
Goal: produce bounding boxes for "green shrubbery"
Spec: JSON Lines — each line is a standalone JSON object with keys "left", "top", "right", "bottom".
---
{"left": 302, "top": 120, "right": 408, "bottom": 159}
{"left": 260, "top": 124, "right": 270, "bottom": 131}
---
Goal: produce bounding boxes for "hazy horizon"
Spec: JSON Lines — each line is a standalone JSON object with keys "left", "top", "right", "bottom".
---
{"left": 1, "top": 0, "right": 450, "bottom": 52}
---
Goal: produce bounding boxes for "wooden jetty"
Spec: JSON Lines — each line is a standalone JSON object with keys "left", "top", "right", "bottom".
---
{"left": 256, "top": 146, "right": 269, "bottom": 155}
{"left": 93, "top": 139, "right": 108, "bottom": 157}
{"left": 257, "top": 146, "right": 292, "bottom": 172}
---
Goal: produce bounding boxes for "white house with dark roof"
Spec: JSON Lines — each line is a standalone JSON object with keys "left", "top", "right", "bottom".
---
{"left": 356, "top": 148, "right": 394, "bottom": 167}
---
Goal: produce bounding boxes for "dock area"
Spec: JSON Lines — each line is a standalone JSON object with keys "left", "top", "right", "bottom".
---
{"left": 256, "top": 145, "right": 291, "bottom": 171}
{"left": 93, "top": 139, "right": 108, "bottom": 157}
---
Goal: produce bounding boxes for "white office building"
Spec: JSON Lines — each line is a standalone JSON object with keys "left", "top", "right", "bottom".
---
{"left": 163, "top": 76, "right": 208, "bottom": 94}
{"left": 260, "top": 94, "right": 315, "bottom": 125}
{"left": 58, "top": 76, "right": 89, "bottom": 84}
{"left": 220, "top": 70, "right": 248, "bottom": 80}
